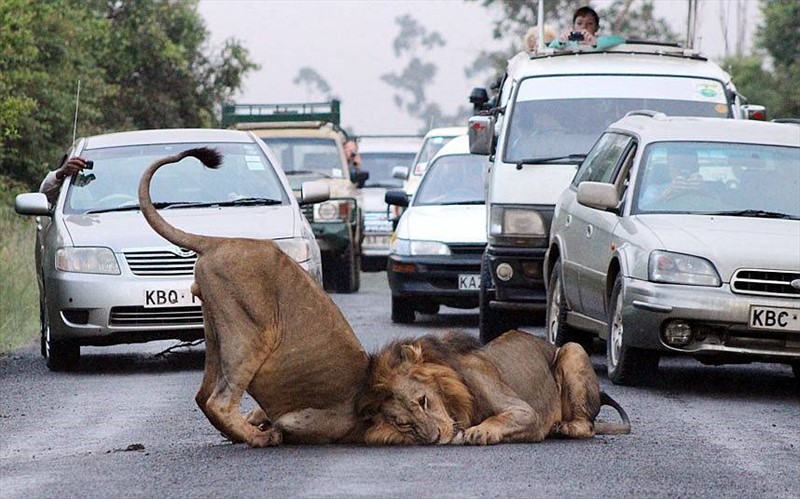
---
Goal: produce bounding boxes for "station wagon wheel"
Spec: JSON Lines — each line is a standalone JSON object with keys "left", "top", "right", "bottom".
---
{"left": 391, "top": 296, "right": 415, "bottom": 323}
{"left": 606, "top": 274, "right": 658, "bottom": 386}
{"left": 546, "top": 259, "right": 594, "bottom": 354}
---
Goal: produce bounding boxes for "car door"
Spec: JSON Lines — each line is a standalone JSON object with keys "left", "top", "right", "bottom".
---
{"left": 569, "top": 133, "right": 634, "bottom": 319}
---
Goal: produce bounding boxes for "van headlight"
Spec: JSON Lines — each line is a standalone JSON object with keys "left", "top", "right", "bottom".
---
{"left": 489, "top": 205, "right": 547, "bottom": 247}
{"left": 649, "top": 250, "right": 721, "bottom": 286}
{"left": 56, "top": 247, "right": 121, "bottom": 275}
{"left": 275, "top": 238, "right": 312, "bottom": 263}
{"left": 391, "top": 238, "right": 451, "bottom": 256}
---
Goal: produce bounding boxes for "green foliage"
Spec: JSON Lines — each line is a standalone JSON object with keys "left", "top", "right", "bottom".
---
{"left": 757, "top": 0, "right": 800, "bottom": 70}
{"left": 0, "top": 204, "right": 38, "bottom": 354}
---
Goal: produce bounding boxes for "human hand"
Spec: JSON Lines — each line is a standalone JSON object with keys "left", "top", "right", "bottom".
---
{"left": 56, "top": 157, "right": 88, "bottom": 180}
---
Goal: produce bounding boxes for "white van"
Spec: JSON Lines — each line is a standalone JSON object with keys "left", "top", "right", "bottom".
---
{"left": 469, "top": 42, "right": 762, "bottom": 343}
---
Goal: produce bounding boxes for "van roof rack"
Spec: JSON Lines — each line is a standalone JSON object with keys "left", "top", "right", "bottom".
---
{"left": 532, "top": 41, "right": 707, "bottom": 61}
{"left": 222, "top": 100, "right": 341, "bottom": 128}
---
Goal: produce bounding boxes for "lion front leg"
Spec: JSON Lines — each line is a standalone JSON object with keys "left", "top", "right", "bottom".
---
{"left": 463, "top": 407, "right": 547, "bottom": 445}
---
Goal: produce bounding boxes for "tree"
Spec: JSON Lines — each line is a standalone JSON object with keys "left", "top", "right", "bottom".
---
{"left": 293, "top": 67, "right": 334, "bottom": 100}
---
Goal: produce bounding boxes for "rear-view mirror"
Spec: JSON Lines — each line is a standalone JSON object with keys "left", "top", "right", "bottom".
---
{"left": 15, "top": 192, "right": 50, "bottom": 216}
{"left": 353, "top": 170, "right": 369, "bottom": 188}
{"left": 468, "top": 115, "right": 495, "bottom": 155}
{"left": 297, "top": 181, "right": 330, "bottom": 205}
{"left": 741, "top": 104, "right": 767, "bottom": 121}
{"left": 576, "top": 182, "right": 619, "bottom": 212}
{"left": 384, "top": 189, "right": 409, "bottom": 208}
{"left": 392, "top": 166, "right": 409, "bottom": 180}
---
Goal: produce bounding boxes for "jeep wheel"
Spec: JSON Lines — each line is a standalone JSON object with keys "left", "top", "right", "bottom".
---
{"left": 330, "top": 246, "right": 360, "bottom": 294}
{"left": 606, "top": 275, "right": 659, "bottom": 386}
{"left": 546, "top": 260, "right": 594, "bottom": 354}
{"left": 791, "top": 363, "right": 800, "bottom": 380}
{"left": 391, "top": 296, "right": 415, "bottom": 323}
{"left": 479, "top": 254, "right": 517, "bottom": 344}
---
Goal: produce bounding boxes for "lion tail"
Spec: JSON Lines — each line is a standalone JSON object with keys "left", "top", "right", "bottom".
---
{"left": 594, "top": 391, "right": 631, "bottom": 435}
{"left": 138, "top": 147, "right": 223, "bottom": 254}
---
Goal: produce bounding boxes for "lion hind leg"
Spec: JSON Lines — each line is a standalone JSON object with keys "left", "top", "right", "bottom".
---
{"left": 553, "top": 342, "right": 601, "bottom": 439}
{"left": 205, "top": 378, "right": 282, "bottom": 447}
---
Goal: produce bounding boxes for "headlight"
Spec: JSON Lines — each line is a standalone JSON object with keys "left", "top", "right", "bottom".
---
{"left": 391, "top": 238, "right": 451, "bottom": 256}
{"left": 648, "top": 250, "right": 721, "bottom": 286}
{"left": 489, "top": 205, "right": 547, "bottom": 247}
{"left": 314, "top": 199, "right": 353, "bottom": 222}
{"left": 274, "top": 239, "right": 312, "bottom": 263}
{"left": 56, "top": 247, "right": 120, "bottom": 275}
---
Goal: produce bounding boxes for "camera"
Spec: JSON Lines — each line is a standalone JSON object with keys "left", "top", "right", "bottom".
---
{"left": 568, "top": 31, "right": 584, "bottom": 42}
{"left": 348, "top": 152, "right": 357, "bottom": 159}
{"left": 84, "top": 160, "right": 94, "bottom": 170}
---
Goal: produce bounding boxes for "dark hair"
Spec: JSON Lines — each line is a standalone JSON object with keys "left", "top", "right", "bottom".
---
{"left": 573, "top": 6, "right": 599, "bottom": 27}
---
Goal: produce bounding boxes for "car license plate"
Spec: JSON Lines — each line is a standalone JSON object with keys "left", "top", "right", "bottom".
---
{"left": 749, "top": 305, "right": 800, "bottom": 332}
{"left": 364, "top": 235, "right": 390, "bottom": 247}
{"left": 458, "top": 274, "right": 481, "bottom": 291}
{"left": 144, "top": 288, "right": 200, "bottom": 308}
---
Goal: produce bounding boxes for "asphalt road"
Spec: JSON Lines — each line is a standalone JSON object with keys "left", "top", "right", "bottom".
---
{"left": 1, "top": 272, "right": 798, "bottom": 498}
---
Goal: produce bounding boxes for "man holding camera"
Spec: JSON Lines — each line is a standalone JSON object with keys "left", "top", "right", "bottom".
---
{"left": 549, "top": 6, "right": 623, "bottom": 51}
{"left": 40, "top": 156, "right": 90, "bottom": 204}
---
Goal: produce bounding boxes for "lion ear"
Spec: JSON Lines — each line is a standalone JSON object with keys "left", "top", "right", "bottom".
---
{"left": 400, "top": 344, "right": 423, "bottom": 363}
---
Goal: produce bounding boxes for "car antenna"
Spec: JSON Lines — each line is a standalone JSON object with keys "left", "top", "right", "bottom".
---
{"left": 71, "top": 79, "right": 81, "bottom": 146}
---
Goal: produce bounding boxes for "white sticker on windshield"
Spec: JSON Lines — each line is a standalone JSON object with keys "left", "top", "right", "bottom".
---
{"left": 246, "top": 156, "right": 266, "bottom": 171}
{"left": 332, "top": 168, "right": 344, "bottom": 177}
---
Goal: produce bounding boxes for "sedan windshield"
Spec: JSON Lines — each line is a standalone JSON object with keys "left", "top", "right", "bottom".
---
{"left": 413, "top": 154, "right": 486, "bottom": 206}
{"left": 262, "top": 137, "right": 344, "bottom": 177}
{"left": 64, "top": 142, "right": 287, "bottom": 215}
{"left": 633, "top": 141, "right": 800, "bottom": 219}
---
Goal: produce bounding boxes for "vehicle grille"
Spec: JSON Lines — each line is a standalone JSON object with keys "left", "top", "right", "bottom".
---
{"left": 109, "top": 306, "right": 203, "bottom": 327}
{"left": 730, "top": 269, "right": 800, "bottom": 299}
{"left": 448, "top": 243, "right": 486, "bottom": 256}
{"left": 301, "top": 204, "right": 314, "bottom": 220}
{"left": 124, "top": 250, "right": 196, "bottom": 276}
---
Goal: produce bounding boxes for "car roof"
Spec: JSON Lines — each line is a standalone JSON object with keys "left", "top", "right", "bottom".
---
{"left": 509, "top": 44, "right": 731, "bottom": 83}
{"left": 609, "top": 115, "right": 800, "bottom": 147}
{"left": 430, "top": 134, "right": 471, "bottom": 159}
{"left": 357, "top": 135, "right": 423, "bottom": 154}
{"left": 422, "top": 126, "right": 467, "bottom": 139}
{"left": 82, "top": 128, "right": 255, "bottom": 150}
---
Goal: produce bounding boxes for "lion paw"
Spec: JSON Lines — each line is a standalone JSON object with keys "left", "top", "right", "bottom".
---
{"left": 248, "top": 428, "right": 283, "bottom": 448}
{"left": 463, "top": 426, "right": 502, "bottom": 445}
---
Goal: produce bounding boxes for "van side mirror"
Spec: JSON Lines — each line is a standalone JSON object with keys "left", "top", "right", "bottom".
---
{"left": 576, "top": 182, "right": 619, "bottom": 212}
{"left": 352, "top": 170, "right": 369, "bottom": 188}
{"left": 469, "top": 87, "right": 490, "bottom": 113}
{"left": 741, "top": 104, "right": 767, "bottom": 121}
{"left": 392, "top": 166, "right": 409, "bottom": 180}
{"left": 384, "top": 189, "right": 409, "bottom": 208}
{"left": 297, "top": 181, "right": 330, "bottom": 205}
{"left": 468, "top": 115, "right": 496, "bottom": 155}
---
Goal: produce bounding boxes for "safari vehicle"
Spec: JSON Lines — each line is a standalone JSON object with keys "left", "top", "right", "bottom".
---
{"left": 468, "top": 41, "right": 764, "bottom": 344}
{"left": 545, "top": 114, "right": 800, "bottom": 385}
{"left": 223, "top": 100, "right": 366, "bottom": 292}
{"left": 14, "top": 128, "right": 328, "bottom": 371}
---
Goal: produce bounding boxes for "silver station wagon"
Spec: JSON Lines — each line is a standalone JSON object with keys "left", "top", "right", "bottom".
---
{"left": 545, "top": 114, "right": 800, "bottom": 385}
{"left": 15, "top": 128, "right": 327, "bottom": 371}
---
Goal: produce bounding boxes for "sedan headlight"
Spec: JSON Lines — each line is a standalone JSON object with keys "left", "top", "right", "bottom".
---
{"left": 489, "top": 205, "right": 547, "bottom": 247}
{"left": 391, "top": 238, "right": 451, "bottom": 256}
{"left": 314, "top": 199, "right": 354, "bottom": 222}
{"left": 274, "top": 238, "right": 312, "bottom": 263}
{"left": 648, "top": 250, "right": 721, "bottom": 286}
{"left": 56, "top": 247, "right": 120, "bottom": 275}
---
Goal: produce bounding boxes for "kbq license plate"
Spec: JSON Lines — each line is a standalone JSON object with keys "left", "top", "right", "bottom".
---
{"left": 458, "top": 274, "right": 481, "bottom": 291}
{"left": 749, "top": 306, "right": 800, "bottom": 332}
{"left": 144, "top": 288, "right": 201, "bottom": 308}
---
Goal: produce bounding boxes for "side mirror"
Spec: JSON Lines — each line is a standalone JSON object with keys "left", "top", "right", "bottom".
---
{"left": 352, "top": 170, "right": 369, "bottom": 188}
{"left": 468, "top": 115, "right": 496, "bottom": 155}
{"left": 741, "top": 104, "right": 767, "bottom": 121}
{"left": 15, "top": 193, "right": 50, "bottom": 216}
{"left": 576, "top": 182, "right": 619, "bottom": 211}
{"left": 297, "top": 181, "right": 330, "bottom": 205}
{"left": 392, "top": 166, "right": 409, "bottom": 180}
{"left": 384, "top": 189, "right": 410, "bottom": 208}
{"left": 469, "top": 87, "right": 490, "bottom": 113}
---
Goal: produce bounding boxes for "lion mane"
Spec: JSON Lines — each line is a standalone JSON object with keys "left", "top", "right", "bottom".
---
{"left": 359, "top": 330, "right": 630, "bottom": 445}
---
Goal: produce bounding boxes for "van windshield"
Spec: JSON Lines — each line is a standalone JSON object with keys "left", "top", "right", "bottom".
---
{"left": 261, "top": 137, "right": 345, "bottom": 177}
{"left": 504, "top": 75, "right": 730, "bottom": 164}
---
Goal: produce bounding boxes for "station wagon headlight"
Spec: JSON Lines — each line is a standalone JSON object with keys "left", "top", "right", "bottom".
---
{"left": 391, "top": 238, "right": 451, "bottom": 256}
{"left": 56, "top": 247, "right": 120, "bottom": 275}
{"left": 649, "top": 250, "right": 721, "bottom": 286}
{"left": 314, "top": 199, "right": 353, "bottom": 222}
{"left": 489, "top": 205, "right": 547, "bottom": 247}
{"left": 274, "top": 239, "right": 311, "bottom": 263}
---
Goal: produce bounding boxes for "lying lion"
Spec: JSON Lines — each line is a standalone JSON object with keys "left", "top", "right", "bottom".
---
{"left": 139, "top": 148, "right": 369, "bottom": 447}
{"left": 360, "top": 330, "right": 630, "bottom": 445}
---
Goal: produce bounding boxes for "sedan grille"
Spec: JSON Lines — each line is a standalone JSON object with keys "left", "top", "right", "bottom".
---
{"left": 109, "top": 306, "right": 203, "bottom": 327}
{"left": 730, "top": 269, "right": 800, "bottom": 299}
{"left": 124, "top": 250, "right": 196, "bottom": 276}
{"left": 448, "top": 243, "right": 486, "bottom": 256}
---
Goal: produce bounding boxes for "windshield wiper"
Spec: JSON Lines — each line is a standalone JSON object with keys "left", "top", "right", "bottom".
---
{"left": 285, "top": 169, "right": 331, "bottom": 178}
{"left": 85, "top": 203, "right": 141, "bottom": 214}
{"left": 163, "top": 198, "right": 284, "bottom": 209}
{"left": 705, "top": 209, "right": 797, "bottom": 220}
{"left": 514, "top": 154, "right": 587, "bottom": 166}
{"left": 438, "top": 200, "right": 485, "bottom": 206}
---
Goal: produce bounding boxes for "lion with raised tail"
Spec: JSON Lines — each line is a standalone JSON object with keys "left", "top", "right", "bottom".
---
{"left": 138, "top": 148, "right": 369, "bottom": 447}
{"left": 359, "top": 330, "right": 630, "bottom": 445}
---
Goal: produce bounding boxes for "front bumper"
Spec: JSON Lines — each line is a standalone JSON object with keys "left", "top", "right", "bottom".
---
{"left": 387, "top": 253, "right": 482, "bottom": 308}
{"left": 486, "top": 246, "right": 548, "bottom": 311}
{"left": 622, "top": 276, "right": 800, "bottom": 363}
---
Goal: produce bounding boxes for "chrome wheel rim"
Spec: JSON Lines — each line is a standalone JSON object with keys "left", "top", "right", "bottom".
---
{"left": 547, "top": 275, "right": 561, "bottom": 344}
{"left": 610, "top": 291, "right": 624, "bottom": 369}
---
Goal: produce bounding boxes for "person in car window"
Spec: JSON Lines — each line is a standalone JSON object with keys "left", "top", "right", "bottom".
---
{"left": 40, "top": 156, "right": 89, "bottom": 204}
{"left": 343, "top": 138, "right": 362, "bottom": 181}
{"left": 549, "top": 6, "right": 625, "bottom": 50}
{"left": 639, "top": 153, "right": 703, "bottom": 209}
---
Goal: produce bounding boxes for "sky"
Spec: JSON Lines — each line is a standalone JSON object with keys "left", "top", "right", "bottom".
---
{"left": 197, "top": 0, "right": 761, "bottom": 135}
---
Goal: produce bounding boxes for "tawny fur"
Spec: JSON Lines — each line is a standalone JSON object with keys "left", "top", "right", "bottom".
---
{"left": 360, "top": 330, "right": 630, "bottom": 445}
{"left": 138, "top": 148, "right": 369, "bottom": 447}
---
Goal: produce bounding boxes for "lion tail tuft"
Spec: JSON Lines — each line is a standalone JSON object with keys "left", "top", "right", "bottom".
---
{"left": 594, "top": 391, "right": 631, "bottom": 435}
{"left": 184, "top": 147, "right": 223, "bottom": 169}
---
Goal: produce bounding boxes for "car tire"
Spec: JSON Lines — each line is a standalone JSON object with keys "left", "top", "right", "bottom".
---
{"left": 546, "top": 260, "right": 594, "bottom": 354}
{"left": 391, "top": 296, "right": 415, "bottom": 323}
{"left": 792, "top": 363, "right": 800, "bottom": 380}
{"left": 606, "top": 275, "right": 659, "bottom": 386}
{"left": 417, "top": 302, "right": 440, "bottom": 315}
{"left": 332, "top": 245, "right": 359, "bottom": 294}
{"left": 479, "top": 253, "right": 517, "bottom": 344}
{"left": 43, "top": 309, "right": 79, "bottom": 372}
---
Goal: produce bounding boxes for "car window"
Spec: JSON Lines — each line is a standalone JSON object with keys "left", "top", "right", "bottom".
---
{"left": 633, "top": 141, "right": 800, "bottom": 217}
{"left": 413, "top": 154, "right": 487, "bottom": 206}
{"left": 573, "top": 133, "right": 632, "bottom": 186}
{"left": 261, "top": 137, "right": 345, "bottom": 178}
{"left": 63, "top": 142, "right": 287, "bottom": 214}
{"left": 360, "top": 152, "right": 416, "bottom": 188}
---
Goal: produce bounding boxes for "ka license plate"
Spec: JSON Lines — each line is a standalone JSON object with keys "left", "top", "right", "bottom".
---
{"left": 144, "top": 288, "right": 201, "bottom": 308}
{"left": 458, "top": 274, "right": 481, "bottom": 291}
{"left": 749, "top": 306, "right": 800, "bottom": 332}
{"left": 364, "top": 235, "right": 390, "bottom": 247}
